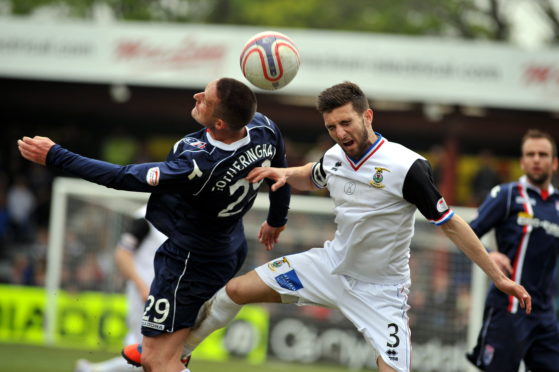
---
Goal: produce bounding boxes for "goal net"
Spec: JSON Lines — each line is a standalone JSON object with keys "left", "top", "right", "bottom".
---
{"left": 46, "top": 177, "right": 487, "bottom": 371}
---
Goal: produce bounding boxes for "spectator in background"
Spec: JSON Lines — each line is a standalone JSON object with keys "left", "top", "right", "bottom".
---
{"left": 466, "top": 129, "right": 559, "bottom": 371}
{"left": 6, "top": 175, "right": 35, "bottom": 243}
{"left": 75, "top": 206, "right": 166, "bottom": 372}
{"left": 11, "top": 253, "right": 32, "bottom": 285}
{"left": 27, "top": 164, "right": 53, "bottom": 229}
{"left": 0, "top": 187, "right": 9, "bottom": 253}
{"left": 470, "top": 149, "right": 502, "bottom": 206}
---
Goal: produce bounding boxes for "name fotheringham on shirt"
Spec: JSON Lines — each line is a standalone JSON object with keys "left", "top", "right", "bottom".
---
{"left": 213, "top": 144, "right": 276, "bottom": 191}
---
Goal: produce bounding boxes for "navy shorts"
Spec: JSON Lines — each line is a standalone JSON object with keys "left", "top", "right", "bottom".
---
{"left": 141, "top": 239, "right": 247, "bottom": 337}
{"left": 466, "top": 305, "right": 559, "bottom": 372}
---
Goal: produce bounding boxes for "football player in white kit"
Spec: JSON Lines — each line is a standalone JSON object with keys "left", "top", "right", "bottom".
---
{"left": 176, "top": 82, "right": 531, "bottom": 372}
{"left": 75, "top": 207, "right": 166, "bottom": 372}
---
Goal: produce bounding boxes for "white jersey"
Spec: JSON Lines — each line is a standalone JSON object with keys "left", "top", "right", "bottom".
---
{"left": 311, "top": 134, "right": 453, "bottom": 284}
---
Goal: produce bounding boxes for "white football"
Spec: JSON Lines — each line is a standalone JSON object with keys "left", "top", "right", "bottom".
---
{"left": 240, "top": 31, "right": 300, "bottom": 90}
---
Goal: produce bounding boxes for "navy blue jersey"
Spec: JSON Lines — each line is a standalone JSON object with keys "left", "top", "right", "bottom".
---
{"left": 47, "top": 112, "right": 290, "bottom": 256}
{"left": 470, "top": 176, "right": 559, "bottom": 313}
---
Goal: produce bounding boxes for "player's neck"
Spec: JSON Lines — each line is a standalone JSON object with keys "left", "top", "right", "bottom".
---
{"left": 207, "top": 127, "right": 247, "bottom": 144}
{"left": 525, "top": 175, "right": 551, "bottom": 192}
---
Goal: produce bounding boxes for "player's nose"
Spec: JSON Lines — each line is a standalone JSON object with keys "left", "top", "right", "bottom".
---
{"left": 335, "top": 127, "right": 347, "bottom": 140}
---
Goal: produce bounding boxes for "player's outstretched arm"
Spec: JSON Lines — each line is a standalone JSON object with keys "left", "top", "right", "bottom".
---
{"left": 440, "top": 213, "right": 532, "bottom": 314}
{"left": 17, "top": 136, "right": 56, "bottom": 166}
{"left": 246, "top": 162, "right": 317, "bottom": 192}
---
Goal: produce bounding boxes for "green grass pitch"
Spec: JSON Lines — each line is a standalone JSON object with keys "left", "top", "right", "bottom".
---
{"left": 0, "top": 343, "right": 365, "bottom": 372}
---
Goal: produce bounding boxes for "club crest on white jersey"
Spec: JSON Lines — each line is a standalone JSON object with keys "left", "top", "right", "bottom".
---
{"left": 370, "top": 167, "right": 390, "bottom": 188}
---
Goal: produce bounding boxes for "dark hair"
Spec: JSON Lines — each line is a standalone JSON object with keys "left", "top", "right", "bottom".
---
{"left": 214, "top": 78, "right": 257, "bottom": 131}
{"left": 521, "top": 129, "right": 557, "bottom": 157}
{"left": 316, "top": 81, "right": 369, "bottom": 114}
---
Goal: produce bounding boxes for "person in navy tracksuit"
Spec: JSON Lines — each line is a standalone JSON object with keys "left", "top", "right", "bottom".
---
{"left": 467, "top": 129, "right": 559, "bottom": 372}
{"left": 18, "top": 78, "right": 291, "bottom": 372}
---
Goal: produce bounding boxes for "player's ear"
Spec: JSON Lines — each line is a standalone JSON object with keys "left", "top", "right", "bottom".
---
{"left": 552, "top": 156, "right": 558, "bottom": 172}
{"left": 364, "top": 109, "right": 373, "bottom": 126}
{"left": 214, "top": 118, "right": 227, "bottom": 131}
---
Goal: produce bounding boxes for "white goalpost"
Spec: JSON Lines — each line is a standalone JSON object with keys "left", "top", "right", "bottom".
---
{"left": 46, "top": 177, "right": 488, "bottom": 371}
{"left": 45, "top": 177, "right": 149, "bottom": 345}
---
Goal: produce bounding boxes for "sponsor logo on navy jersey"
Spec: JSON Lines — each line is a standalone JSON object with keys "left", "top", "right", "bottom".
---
{"left": 517, "top": 212, "right": 559, "bottom": 237}
{"left": 275, "top": 269, "right": 304, "bottom": 291}
{"left": 183, "top": 137, "right": 207, "bottom": 149}
{"left": 146, "top": 167, "right": 160, "bottom": 186}
{"left": 515, "top": 196, "right": 536, "bottom": 205}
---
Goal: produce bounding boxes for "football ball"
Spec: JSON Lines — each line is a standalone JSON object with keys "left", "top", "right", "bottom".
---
{"left": 240, "top": 31, "right": 300, "bottom": 90}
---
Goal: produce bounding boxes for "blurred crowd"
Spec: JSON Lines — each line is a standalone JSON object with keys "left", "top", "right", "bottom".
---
{"left": 0, "top": 165, "right": 52, "bottom": 287}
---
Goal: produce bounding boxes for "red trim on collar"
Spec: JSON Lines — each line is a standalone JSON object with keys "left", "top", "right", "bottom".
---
{"left": 346, "top": 139, "right": 386, "bottom": 171}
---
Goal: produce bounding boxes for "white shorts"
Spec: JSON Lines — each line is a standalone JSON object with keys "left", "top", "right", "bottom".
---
{"left": 255, "top": 248, "right": 411, "bottom": 372}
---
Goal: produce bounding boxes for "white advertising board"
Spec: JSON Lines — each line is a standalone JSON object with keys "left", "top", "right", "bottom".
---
{"left": 1, "top": 17, "right": 558, "bottom": 111}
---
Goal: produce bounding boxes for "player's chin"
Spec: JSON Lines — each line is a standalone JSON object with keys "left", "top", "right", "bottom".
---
{"left": 343, "top": 145, "right": 359, "bottom": 158}
{"left": 528, "top": 172, "right": 548, "bottom": 184}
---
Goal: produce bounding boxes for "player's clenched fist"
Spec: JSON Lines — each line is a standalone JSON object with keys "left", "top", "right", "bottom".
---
{"left": 17, "top": 136, "right": 56, "bottom": 166}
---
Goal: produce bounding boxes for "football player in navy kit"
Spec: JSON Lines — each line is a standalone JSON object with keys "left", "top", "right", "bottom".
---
{"left": 466, "top": 129, "right": 559, "bottom": 372}
{"left": 17, "top": 78, "right": 290, "bottom": 372}
{"left": 159, "top": 82, "right": 532, "bottom": 372}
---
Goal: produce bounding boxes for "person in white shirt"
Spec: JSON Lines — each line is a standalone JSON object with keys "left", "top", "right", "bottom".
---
{"left": 163, "top": 82, "right": 530, "bottom": 372}
{"left": 75, "top": 207, "right": 166, "bottom": 372}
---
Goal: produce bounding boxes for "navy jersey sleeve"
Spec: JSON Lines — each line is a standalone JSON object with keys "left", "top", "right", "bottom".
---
{"left": 46, "top": 145, "right": 197, "bottom": 193}
{"left": 469, "top": 184, "right": 511, "bottom": 237}
{"left": 265, "top": 121, "right": 290, "bottom": 227}
{"left": 402, "top": 159, "right": 454, "bottom": 225}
